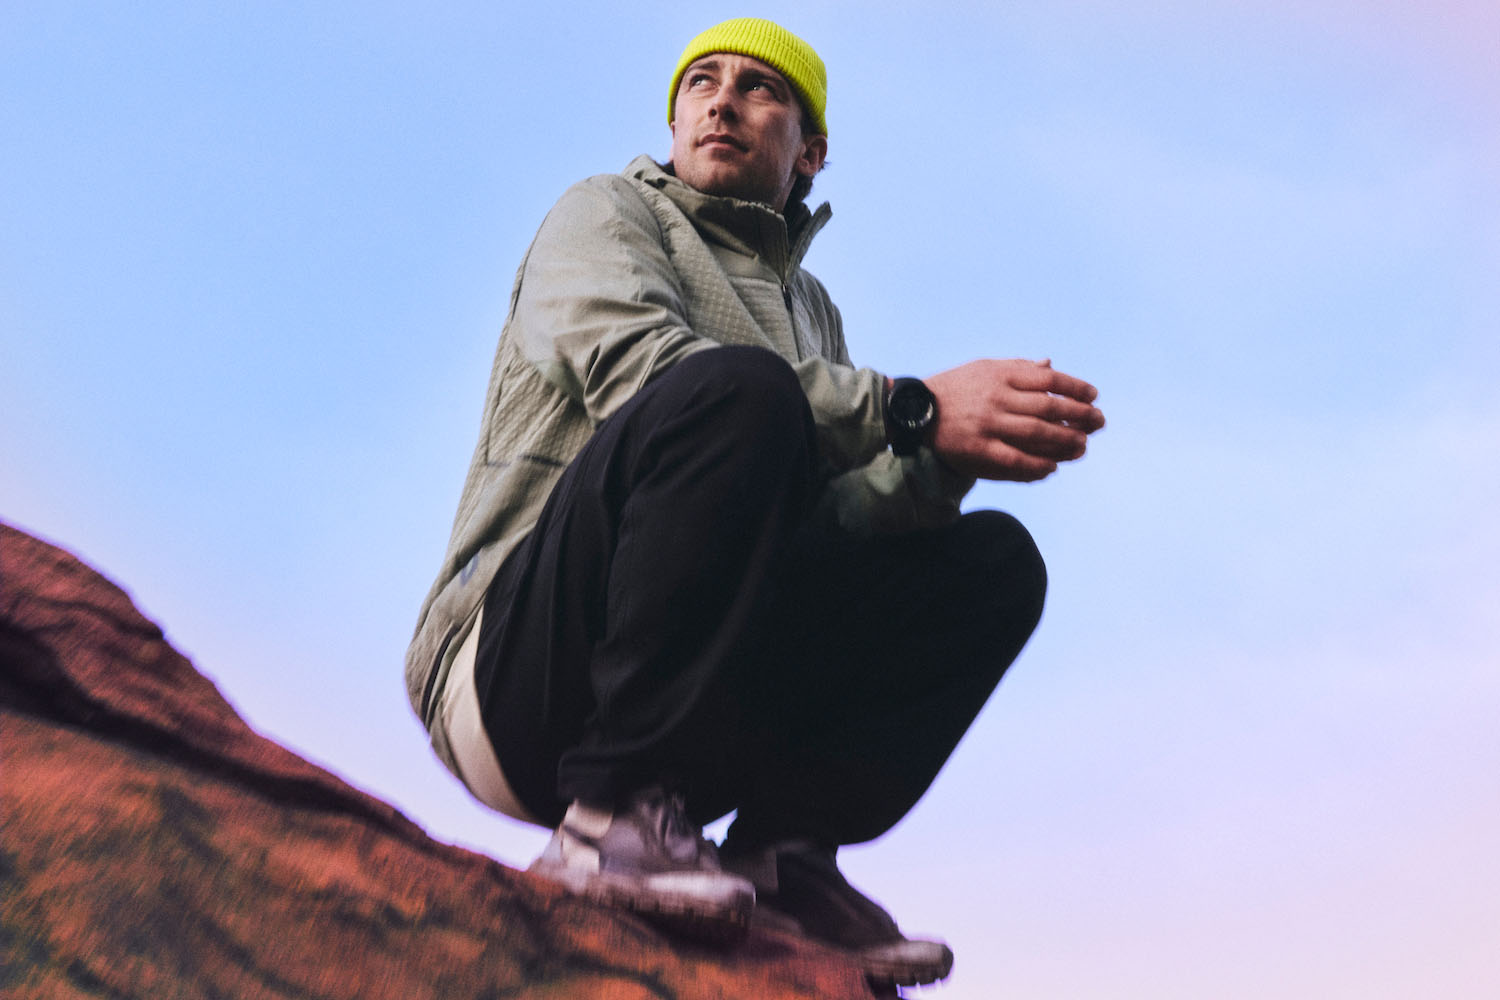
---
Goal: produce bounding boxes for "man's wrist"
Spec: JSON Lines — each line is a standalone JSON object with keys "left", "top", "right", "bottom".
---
{"left": 885, "top": 376, "right": 937, "bottom": 456}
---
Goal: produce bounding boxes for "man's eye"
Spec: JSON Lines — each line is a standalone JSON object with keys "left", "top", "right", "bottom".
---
{"left": 688, "top": 73, "right": 713, "bottom": 88}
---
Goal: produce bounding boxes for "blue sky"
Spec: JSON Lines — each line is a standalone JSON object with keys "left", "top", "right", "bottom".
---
{"left": 4, "top": 3, "right": 1497, "bottom": 996}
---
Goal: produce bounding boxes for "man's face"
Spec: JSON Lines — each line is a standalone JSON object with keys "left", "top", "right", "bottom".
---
{"left": 669, "top": 53, "right": 827, "bottom": 212}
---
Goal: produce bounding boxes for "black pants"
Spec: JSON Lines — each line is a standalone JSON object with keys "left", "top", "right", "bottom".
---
{"left": 475, "top": 346, "right": 1046, "bottom": 848}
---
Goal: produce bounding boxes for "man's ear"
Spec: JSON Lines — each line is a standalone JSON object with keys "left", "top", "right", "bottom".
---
{"left": 796, "top": 134, "right": 828, "bottom": 178}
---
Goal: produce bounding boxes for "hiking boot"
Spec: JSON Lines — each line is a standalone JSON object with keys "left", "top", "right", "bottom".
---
{"left": 722, "top": 839, "right": 954, "bottom": 987}
{"left": 528, "top": 787, "right": 755, "bottom": 942}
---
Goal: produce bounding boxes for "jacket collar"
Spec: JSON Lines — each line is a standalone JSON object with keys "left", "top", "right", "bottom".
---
{"left": 625, "top": 155, "right": 832, "bottom": 276}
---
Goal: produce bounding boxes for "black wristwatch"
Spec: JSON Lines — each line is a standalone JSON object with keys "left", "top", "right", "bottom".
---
{"left": 885, "top": 377, "right": 937, "bottom": 456}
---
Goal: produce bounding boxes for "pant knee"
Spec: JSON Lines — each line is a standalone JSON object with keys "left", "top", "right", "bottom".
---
{"left": 674, "top": 345, "right": 803, "bottom": 404}
{"left": 960, "top": 509, "right": 1048, "bottom": 624}
{"left": 665, "top": 346, "right": 813, "bottom": 452}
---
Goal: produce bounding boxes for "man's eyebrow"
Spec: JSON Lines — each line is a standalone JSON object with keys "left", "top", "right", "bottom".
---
{"left": 686, "top": 57, "right": 788, "bottom": 89}
{"left": 743, "top": 68, "right": 788, "bottom": 88}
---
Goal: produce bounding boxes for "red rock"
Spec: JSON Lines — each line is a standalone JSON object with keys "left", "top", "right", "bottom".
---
{"left": 0, "top": 523, "right": 878, "bottom": 999}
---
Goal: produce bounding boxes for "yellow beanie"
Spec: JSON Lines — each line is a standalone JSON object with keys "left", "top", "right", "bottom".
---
{"left": 668, "top": 18, "right": 828, "bottom": 136}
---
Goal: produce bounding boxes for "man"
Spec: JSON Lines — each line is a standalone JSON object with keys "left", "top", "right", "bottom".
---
{"left": 406, "top": 17, "right": 1104, "bottom": 989}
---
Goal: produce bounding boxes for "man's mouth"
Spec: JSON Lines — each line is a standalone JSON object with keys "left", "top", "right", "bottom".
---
{"left": 699, "top": 132, "right": 747, "bottom": 151}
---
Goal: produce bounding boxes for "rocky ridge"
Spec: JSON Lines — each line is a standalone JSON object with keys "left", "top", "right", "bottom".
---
{"left": 0, "top": 523, "right": 878, "bottom": 999}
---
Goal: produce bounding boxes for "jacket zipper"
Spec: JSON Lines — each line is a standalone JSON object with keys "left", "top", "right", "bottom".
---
{"left": 781, "top": 283, "right": 805, "bottom": 360}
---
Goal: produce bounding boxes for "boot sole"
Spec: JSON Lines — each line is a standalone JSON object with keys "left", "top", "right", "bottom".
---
{"left": 856, "top": 941, "right": 954, "bottom": 988}
{"left": 531, "top": 860, "right": 754, "bottom": 945}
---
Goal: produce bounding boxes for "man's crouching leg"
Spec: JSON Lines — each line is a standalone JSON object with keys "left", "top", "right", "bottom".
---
{"left": 476, "top": 346, "right": 819, "bottom": 941}
{"left": 722, "top": 510, "right": 1047, "bottom": 980}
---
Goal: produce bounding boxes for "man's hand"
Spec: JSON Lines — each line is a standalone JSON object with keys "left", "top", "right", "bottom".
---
{"left": 922, "top": 359, "right": 1105, "bottom": 482}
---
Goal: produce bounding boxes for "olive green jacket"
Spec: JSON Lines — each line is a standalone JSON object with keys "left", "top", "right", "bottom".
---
{"left": 406, "top": 156, "right": 970, "bottom": 770}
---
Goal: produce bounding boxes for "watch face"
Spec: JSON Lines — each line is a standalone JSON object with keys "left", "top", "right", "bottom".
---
{"left": 888, "top": 378, "right": 935, "bottom": 456}
{"left": 891, "top": 382, "right": 934, "bottom": 427}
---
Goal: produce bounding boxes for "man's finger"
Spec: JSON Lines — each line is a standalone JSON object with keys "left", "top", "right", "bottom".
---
{"left": 1006, "top": 363, "right": 1098, "bottom": 403}
{"left": 1004, "top": 391, "right": 1105, "bottom": 430}
{"left": 983, "top": 414, "right": 1090, "bottom": 461}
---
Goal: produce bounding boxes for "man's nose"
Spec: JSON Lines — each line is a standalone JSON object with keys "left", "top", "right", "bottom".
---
{"left": 707, "top": 88, "right": 741, "bottom": 120}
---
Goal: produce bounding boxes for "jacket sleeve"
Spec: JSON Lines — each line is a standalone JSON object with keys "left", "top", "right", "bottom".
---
{"left": 510, "top": 175, "right": 716, "bottom": 423}
{"left": 819, "top": 449, "right": 976, "bottom": 535}
{"left": 801, "top": 280, "right": 976, "bottom": 534}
